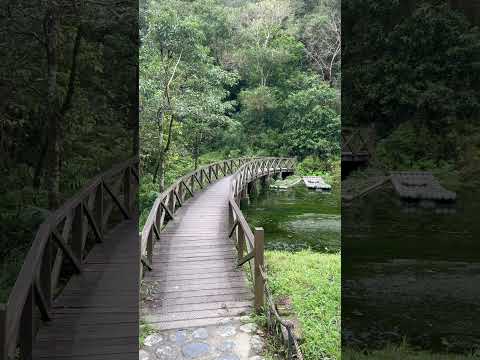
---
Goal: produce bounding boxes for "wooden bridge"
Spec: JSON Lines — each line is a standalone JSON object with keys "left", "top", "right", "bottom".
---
{"left": 0, "top": 158, "right": 139, "bottom": 360}
{"left": 140, "top": 158, "right": 296, "bottom": 329}
{"left": 341, "top": 126, "right": 375, "bottom": 164}
{"left": 342, "top": 126, "right": 375, "bottom": 178}
{"left": 1, "top": 157, "right": 300, "bottom": 359}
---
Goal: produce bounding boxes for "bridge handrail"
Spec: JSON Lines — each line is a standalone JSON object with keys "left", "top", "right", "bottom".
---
{"left": 140, "top": 157, "right": 295, "bottom": 273}
{"left": 227, "top": 157, "right": 304, "bottom": 360}
{"left": 139, "top": 156, "right": 301, "bottom": 359}
{"left": 0, "top": 157, "right": 139, "bottom": 360}
{"left": 140, "top": 157, "right": 256, "bottom": 274}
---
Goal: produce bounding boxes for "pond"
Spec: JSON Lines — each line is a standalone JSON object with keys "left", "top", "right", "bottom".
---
{"left": 242, "top": 180, "right": 341, "bottom": 253}
{"left": 343, "top": 184, "right": 480, "bottom": 353}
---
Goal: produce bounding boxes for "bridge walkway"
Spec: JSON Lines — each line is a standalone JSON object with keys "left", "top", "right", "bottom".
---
{"left": 32, "top": 220, "right": 139, "bottom": 360}
{"left": 141, "top": 176, "right": 252, "bottom": 330}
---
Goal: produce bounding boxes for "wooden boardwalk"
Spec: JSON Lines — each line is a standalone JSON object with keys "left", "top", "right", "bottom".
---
{"left": 32, "top": 220, "right": 139, "bottom": 359}
{"left": 141, "top": 176, "right": 252, "bottom": 330}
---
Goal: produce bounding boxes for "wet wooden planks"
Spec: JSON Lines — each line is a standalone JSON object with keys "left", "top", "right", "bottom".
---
{"left": 142, "top": 176, "right": 252, "bottom": 331}
{"left": 32, "top": 220, "right": 139, "bottom": 359}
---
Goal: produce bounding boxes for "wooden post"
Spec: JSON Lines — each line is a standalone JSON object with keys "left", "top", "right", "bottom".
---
{"left": 0, "top": 304, "right": 7, "bottom": 360}
{"left": 254, "top": 227, "right": 265, "bottom": 311}
{"left": 95, "top": 183, "right": 104, "bottom": 238}
{"left": 72, "top": 203, "right": 85, "bottom": 262}
{"left": 20, "top": 285, "right": 34, "bottom": 360}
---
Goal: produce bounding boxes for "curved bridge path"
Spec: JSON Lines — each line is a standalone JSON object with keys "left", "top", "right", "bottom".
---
{"left": 140, "top": 158, "right": 296, "bottom": 360}
{"left": 0, "top": 158, "right": 140, "bottom": 360}
{"left": 140, "top": 177, "right": 261, "bottom": 360}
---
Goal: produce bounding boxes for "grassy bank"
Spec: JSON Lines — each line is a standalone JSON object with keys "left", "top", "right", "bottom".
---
{"left": 264, "top": 250, "right": 340, "bottom": 360}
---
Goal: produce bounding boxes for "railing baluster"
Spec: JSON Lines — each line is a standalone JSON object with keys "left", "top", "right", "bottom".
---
{"left": 237, "top": 225, "right": 245, "bottom": 261}
{"left": 254, "top": 227, "right": 265, "bottom": 311}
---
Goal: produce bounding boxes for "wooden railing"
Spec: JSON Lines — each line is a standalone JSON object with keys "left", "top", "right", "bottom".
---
{"left": 140, "top": 157, "right": 295, "bottom": 277}
{"left": 140, "top": 157, "right": 254, "bottom": 276}
{"left": 227, "top": 157, "right": 303, "bottom": 360}
{"left": 0, "top": 157, "right": 139, "bottom": 360}
{"left": 228, "top": 157, "right": 296, "bottom": 307}
{"left": 341, "top": 126, "right": 375, "bottom": 158}
{"left": 139, "top": 156, "right": 301, "bottom": 359}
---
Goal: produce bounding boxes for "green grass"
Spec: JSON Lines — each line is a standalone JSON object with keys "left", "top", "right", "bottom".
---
{"left": 343, "top": 343, "right": 480, "bottom": 359}
{"left": 265, "top": 250, "right": 340, "bottom": 360}
{"left": 139, "top": 319, "right": 157, "bottom": 347}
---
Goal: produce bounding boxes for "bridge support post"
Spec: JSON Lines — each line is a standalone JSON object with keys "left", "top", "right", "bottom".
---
{"left": 254, "top": 227, "right": 265, "bottom": 311}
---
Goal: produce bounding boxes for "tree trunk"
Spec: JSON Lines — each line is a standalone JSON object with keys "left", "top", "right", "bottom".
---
{"left": 156, "top": 110, "right": 165, "bottom": 192}
{"left": 45, "top": 5, "right": 60, "bottom": 209}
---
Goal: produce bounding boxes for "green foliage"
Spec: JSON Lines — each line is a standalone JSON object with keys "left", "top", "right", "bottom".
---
{"left": 295, "top": 156, "right": 340, "bottom": 186}
{"left": 1, "top": 0, "right": 135, "bottom": 300}
{"left": 343, "top": 342, "right": 480, "bottom": 359}
{"left": 343, "top": 0, "right": 480, "bottom": 131}
{"left": 266, "top": 250, "right": 341, "bottom": 360}
{"left": 283, "top": 76, "right": 340, "bottom": 158}
{"left": 139, "top": 319, "right": 157, "bottom": 347}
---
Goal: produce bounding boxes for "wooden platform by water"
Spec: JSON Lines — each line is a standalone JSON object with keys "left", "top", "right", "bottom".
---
{"left": 391, "top": 172, "right": 456, "bottom": 201}
{"left": 141, "top": 176, "right": 252, "bottom": 330}
{"left": 303, "top": 176, "right": 331, "bottom": 190}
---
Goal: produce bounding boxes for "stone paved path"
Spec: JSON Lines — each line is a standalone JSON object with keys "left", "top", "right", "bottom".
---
{"left": 139, "top": 317, "right": 265, "bottom": 360}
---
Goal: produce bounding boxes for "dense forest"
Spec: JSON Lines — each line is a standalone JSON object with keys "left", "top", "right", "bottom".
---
{"left": 139, "top": 0, "right": 341, "bottom": 219}
{"left": 343, "top": 0, "right": 480, "bottom": 176}
{"left": 0, "top": 0, "right": 137, "bottom": 301}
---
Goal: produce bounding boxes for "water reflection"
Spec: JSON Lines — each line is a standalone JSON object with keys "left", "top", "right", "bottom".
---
{"left": 242, "top": 183, "right": 340, "bottom": 252}
{"left": 343, "top": 184, "right": 480, "bottom": 352}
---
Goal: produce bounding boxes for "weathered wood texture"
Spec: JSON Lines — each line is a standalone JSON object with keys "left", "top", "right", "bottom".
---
{"left": 0, "top": 158, "right": 139, "bottom": 360}
{"left": 32, "top": 220, "right": 139, "bottom": 359}
{"left": 141, "top": 157, "right": 296, "bottom": 329}
{"left": 142, "top": 177, "right": 252, "bottom": 330}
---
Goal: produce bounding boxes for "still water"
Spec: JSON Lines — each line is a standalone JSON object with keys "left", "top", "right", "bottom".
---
{"left": 343, "top": 184, "right": 480, "bottom": 352}
{"left": 242, "top": 182, "right": 340, "bottom": 252}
